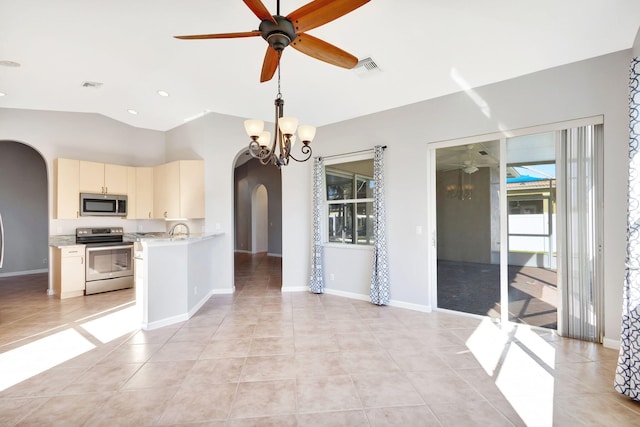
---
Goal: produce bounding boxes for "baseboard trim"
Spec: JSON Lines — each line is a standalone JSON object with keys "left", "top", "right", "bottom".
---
{"left": 142, "top": 313, "right": 189, "bottom": 331}
{"left": 0, "top": 268, "right": 48, "bottom": 278}
{"left": 389, "top": 299, "right": 432, "bottom": 312}
{"left": 324, "top": 288, "right": 369, "bottom": 302}
{"left": 603, "top": 337, "right": 621, "bottom": 351}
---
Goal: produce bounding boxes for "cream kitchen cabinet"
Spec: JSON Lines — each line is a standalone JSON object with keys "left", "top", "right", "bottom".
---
{"left": 54, "top": 158, "right": 80, "bottom": 219}
{"left": 153, "top": 160, "right": 204, "bottom": 219}
{"left": 135, "top": 167, "right": 154, "bottom": 219}
{"left": 126, "top": 166, "right": 154, "bottom": 219}
{"left": 126, "top": 167, "right": 137, "bottom": 219}
{"left": 79, "top": 161, "right": 128, "bottom": 195}
{"left": 52, "top": 245, "right": 86, "bottom": 299}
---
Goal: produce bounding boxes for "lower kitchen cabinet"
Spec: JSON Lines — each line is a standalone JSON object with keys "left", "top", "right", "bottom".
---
{"left": 52, "top": 245, "right": 86, "bottom": 299}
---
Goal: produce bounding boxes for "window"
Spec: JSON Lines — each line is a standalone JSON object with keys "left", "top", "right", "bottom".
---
{"left": 325, "top": 159, "right": 374, "bottom": 245}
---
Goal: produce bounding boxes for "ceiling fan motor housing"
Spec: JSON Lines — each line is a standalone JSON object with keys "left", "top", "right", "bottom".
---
{"left": 259, "top": 16, "right": 297, "bottom": 51}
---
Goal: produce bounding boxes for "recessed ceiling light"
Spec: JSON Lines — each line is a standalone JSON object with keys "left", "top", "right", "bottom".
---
{"left": 127, "top": 109, "right": 138, "bottom": 115}
{"left": 0, "top": 92, "right": 5, "bottom": 97}
{"left": 82, "top": 81, "right": 103, "bottom": 89}
{"left": 157, "top": 90, "right": 170, "bottom": 97}
{"left": 0, "top": 60, "right": 20, "bottom": 67}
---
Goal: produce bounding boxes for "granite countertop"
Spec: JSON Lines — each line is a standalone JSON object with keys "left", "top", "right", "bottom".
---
{"left": 49, "top": 231, "right": 224, "bottom": 248}
{"left": 49, "top": 235, "right": 78, "bottom": 248}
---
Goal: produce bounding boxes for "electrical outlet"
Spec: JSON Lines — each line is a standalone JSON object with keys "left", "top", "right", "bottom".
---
{"left": 330, "top": 273, "right": 335, "bottom": 281}
{"left": 194, "top": 286, "right": 198, "bottom": 296}
{"left": 43, "top": 258, "right": 48, "bottom": 264}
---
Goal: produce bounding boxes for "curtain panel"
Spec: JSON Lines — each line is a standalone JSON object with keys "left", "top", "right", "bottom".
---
{"left": 615, "top": 57, "right": 640, "bottom": 401}
{"left": 309, "top": 157, "right": 325, "bottom": 294}
{"left": 370, "top": 145, "right": 390, "bottom": 305}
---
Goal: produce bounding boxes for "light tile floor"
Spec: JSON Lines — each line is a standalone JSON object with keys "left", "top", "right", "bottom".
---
{"left": 0, "top": 253, "right": 639, "bottom": 426}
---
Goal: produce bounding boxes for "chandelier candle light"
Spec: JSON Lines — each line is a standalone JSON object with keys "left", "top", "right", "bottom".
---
{"left": 244, "top": 56, "right": 316, "bottom": 167}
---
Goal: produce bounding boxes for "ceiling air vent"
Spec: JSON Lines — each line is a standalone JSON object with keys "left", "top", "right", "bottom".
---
{"left": 81, "top": 81, "right": 103, "bottom": 89}
{"left": 353, "top": 57, "right": 381, "bottom": 78}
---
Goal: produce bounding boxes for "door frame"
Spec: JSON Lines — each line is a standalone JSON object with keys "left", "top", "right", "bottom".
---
{"left": 427, "top": 115, "right": 604, "bottom": 328}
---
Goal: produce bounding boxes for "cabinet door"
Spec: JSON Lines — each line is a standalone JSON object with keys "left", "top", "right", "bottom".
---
{"left": 53, "top": 245, "right": 86, "bottom": 298}
{"left": 104, "top": 163, "right": 128, "bottom": 194}
{"left": 180, "top": 160, "right": 205, "bottom": 219}
{"left": 154, "top": 162, "right": 180, "bottom": 219}
{"left": 62, "top": 252, "right": 85, "bottom": 293}
{"left": 79, "top": 161, "right": 105, "bottom": 193}
{"left": 126, "top": 167, "right": 137, "bottom": 219}
{"left": 136, "top": 167, "right": 154, "bottom": 219}
{"left": 54, "top": 158, "right": 80, "bottom": 219}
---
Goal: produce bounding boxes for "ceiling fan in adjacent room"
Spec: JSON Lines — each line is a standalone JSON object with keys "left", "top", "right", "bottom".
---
{"left": 174, "top": 0, "right": 370, "bottom": 82}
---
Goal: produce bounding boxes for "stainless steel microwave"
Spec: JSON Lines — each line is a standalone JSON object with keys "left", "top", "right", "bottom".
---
{"left": 80, "top": 193, "right": 128, "bottom": 217}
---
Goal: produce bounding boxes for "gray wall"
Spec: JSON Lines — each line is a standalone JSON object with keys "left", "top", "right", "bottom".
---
{"left": 0, "top": 141, "right": 48, "bottom": 275}
{"left": 234, "top": 158, "right": 282, "bottom": 255}
{"left": 436, "top": 168, "right": 492, "bottom": 264}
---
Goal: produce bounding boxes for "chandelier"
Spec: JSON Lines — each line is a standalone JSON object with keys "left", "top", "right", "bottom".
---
{"left": 244, "top": 54, "right": 316, "bottom": 168}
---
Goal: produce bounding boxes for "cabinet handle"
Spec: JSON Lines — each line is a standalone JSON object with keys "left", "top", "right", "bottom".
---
{"left": 148, "top": 211, "right": 151, "bottom": 219}
{"left": 164, "top": 211, "right": 167, "bottom": 218}
{"left": 105, "top": 186, "right": 108, "bottom": 194}
{"left": 81, "top": 257, "right": 84, "bottom": 265}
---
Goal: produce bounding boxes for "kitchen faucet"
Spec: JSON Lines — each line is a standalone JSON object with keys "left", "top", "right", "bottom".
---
{"left": 168, "top": 222, "right": 190, "bottom": 238}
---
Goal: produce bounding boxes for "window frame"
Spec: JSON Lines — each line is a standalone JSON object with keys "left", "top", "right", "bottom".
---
{"left": 323, "top": 154, "right": 375, "bottom": 247}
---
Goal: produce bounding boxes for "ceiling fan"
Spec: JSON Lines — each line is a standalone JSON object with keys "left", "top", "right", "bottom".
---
{"left": 174, "top": 0, "right": 370, "bottom": 82}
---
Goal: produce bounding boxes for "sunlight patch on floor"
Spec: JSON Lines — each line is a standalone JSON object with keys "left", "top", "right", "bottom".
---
{"left": 79, "top": 304, "right": 140, "bottom": 344}
{"left": 466, "top": 320, "right": 556, "bottom": 427}
{"left": 0, "top": 329, "right": 95, "bottom": 392}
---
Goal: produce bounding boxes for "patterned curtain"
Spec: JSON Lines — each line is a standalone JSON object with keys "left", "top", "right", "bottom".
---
{"left": 615, "top": 57, "right": 640, "bottom": 401}
{"left": 370, "top": 145, "right": 390, "bottom": 305}
{"left": 309, "top": 157, "right": 325, "bottom": 293}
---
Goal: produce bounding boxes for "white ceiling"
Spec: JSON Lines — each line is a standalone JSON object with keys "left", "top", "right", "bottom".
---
{"left": 1, "top": 0, "right": 639, "bottom": 132}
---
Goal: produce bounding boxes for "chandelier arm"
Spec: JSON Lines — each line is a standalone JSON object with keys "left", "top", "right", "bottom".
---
{"left": 286, "top": 143, "right": 313, "bottom": 163}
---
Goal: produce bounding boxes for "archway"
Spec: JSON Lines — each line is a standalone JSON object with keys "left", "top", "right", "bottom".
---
{"left": 0, "top": 141, "right": 48, "bottom": 283}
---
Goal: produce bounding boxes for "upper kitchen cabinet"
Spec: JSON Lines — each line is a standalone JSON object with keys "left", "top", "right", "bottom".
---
{"left": 153, "top": 160, "right": 204, "bottom": 219}
{"left": 54, "top": 158, "right": 80, "bottom": 219}
{"left": 135, "top": 167, "right": 154, "bottom": 219}
{"left": 79, "top": 161, "right": 128, "bottom": 195}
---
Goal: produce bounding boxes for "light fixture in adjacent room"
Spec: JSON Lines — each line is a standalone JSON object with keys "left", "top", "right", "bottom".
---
{"left": 127, "top": 109, "right": 138, "bottom": 115}
{"left": 0, "top": 92, "right": 5, "bottom": 97}
{"left": 157, "top": 90, "right": 170, "bottom": 97}
{"left": 244, "top": 54, "right": 315, "bottom": 168}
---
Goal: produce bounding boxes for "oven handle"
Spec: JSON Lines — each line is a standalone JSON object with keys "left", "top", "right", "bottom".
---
{"left": 86, "top": 244, "right": 134, "bottom": 252}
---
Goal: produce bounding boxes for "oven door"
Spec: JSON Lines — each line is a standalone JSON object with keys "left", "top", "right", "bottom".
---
{"left": 86, "top": 244, "right": 134, "bottom": 282}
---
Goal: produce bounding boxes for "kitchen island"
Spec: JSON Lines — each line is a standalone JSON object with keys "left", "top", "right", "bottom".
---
{"left": 134, "top": 232, "right": 226, "bottom": 330}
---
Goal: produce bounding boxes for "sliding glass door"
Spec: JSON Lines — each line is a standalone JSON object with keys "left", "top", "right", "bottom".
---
{"left": 432, "top": 121, "right": 602, "bottom": 337}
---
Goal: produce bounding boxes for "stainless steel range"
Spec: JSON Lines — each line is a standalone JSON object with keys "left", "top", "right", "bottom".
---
{"left": 76, "top": 227, "right": 134, "bottom": 295}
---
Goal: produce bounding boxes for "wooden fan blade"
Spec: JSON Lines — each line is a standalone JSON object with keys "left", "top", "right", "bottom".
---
{"left": 287, "top": 0, "right": 370, "bottom": 33}
{"left": 260, "top": 46, "right": 280, "bottom": 82}
{"left": 290, "top": 33, "right": 358, "bottom": 69}
{"left": 243, "top": 0, "right": 277, "bottom": 24}
{"left": 174, "top": 31, "right": 260, "bottom": 40}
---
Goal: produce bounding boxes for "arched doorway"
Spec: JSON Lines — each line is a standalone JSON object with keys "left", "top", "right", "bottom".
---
{"left": 0, "top": 141, "right": 48, "bottom": 283}
{"left": 233, "top": 151, "right": 282, "bottom": 291}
